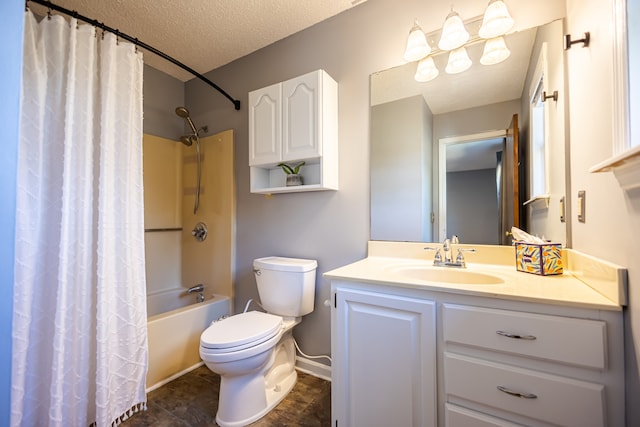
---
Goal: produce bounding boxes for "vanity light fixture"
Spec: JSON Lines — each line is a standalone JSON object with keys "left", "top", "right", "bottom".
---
{"left": 446, "top": 46, "right": 473, "bottom": 74}
{"left": 480, "top": 36, "right": 511, "bottom": 65}
{"left": 415, "top": 56, "right": 439, "bottom": 82}
{"left": 438, "top": 8, "right": 470, "bottom": 51}
{"left": 403, "top": 1, "right": 515, "bottom": 82}
{"left": 403, "top": 21, "right": 431, "bottom": 62}
{"left": 478, "top": 0, "right": 514, "bottom": 39}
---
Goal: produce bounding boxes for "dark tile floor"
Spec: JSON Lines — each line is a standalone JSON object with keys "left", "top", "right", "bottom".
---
{"left": 120, "top": 366, "right": 331, "bottom": 426}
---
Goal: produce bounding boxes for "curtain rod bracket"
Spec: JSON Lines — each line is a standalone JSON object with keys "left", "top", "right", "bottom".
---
{"left": 28, "top": 0, "right": 241, "bottom": 111}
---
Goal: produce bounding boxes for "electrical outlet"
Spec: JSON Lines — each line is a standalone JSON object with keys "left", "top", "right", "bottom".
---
{"left": 577, "top": 191, "right": 586, "bottom": 222}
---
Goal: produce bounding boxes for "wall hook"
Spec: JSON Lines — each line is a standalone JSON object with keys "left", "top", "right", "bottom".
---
{"left": 542, "top": 91, "right": 558, "bottom": 102}
{"left": 564, "top": 32, "right": 590, "bottom": 50}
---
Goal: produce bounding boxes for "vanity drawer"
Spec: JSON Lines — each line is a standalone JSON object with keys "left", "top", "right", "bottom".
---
{"left": 444, "top": 353, "right": 605, "bottom": 427}
{"left": 445, "top": 403, "right": 523, "bottom": 427}
{"left": 442, "top": 304, "right": 606, "bottom": 369}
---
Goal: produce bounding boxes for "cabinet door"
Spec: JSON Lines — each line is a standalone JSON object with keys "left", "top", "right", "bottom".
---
{"left": 282, "top": 71, "right": 321, "bottom": 161}
{"left": 248, "top": 82, "right": 281, "bottom": 166}
{"left": 333, "top": 288, "right": 436, "bottom": 427}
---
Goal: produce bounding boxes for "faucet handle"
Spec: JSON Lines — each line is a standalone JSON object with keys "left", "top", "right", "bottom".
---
{"left": 455, "top": 248, "right": 476, "bottom": 265}
{"left": 424, "top": 246, "right": 443, "bottom": 263}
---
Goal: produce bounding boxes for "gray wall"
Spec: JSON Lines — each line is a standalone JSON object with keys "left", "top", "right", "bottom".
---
{"left": 371, "top": 96, "right": 433, "bottom": 241}
{"left": 143, "top": 65, "right": 185, "bottom": 139}
{"left": 1, "top": 2, "right": 23, "bottom": 423}
{"left": 183, "top": 0, "right": 424, "bottom": 359}
{"left": 446, "top": 169, "right": 499, "bottom": 244}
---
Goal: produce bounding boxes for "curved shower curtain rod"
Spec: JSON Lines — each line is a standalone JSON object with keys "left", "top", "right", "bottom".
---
{"left": 27, "top": 0, "right": 242, "bottom": 111}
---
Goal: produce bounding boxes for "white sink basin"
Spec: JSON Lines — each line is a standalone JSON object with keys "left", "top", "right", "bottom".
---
{"left": 389, "top": 265, "right": 504, "bottom": 285}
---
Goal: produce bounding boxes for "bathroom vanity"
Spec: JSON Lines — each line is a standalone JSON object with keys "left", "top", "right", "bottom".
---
{"left": 325, "top": 242, "right": 626, "bottom": 427}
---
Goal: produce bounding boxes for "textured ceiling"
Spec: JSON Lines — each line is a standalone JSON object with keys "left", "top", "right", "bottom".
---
{"left": 28, "top": 0, "right": 367, "bottom": 81}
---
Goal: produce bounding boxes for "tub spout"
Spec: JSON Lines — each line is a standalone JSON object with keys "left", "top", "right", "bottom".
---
{"left": 187, "top": 284, "right": 204, "bottom": 294}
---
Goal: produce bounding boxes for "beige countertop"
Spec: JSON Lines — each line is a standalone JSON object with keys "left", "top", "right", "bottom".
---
{"left": 324, "top": 241, "right": 627, "bottom": 311}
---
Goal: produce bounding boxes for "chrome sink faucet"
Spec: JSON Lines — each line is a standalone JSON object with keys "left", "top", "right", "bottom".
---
{"left": 425, "top": 235, "right": 475, "bottom": 268}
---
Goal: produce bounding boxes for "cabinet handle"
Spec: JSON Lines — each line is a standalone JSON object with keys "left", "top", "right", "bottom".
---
{"left": 497, "top": 385, "right": 538, "bottom": 399}
{"left": 496, "top": 330, "right": 537, "bottom": 340}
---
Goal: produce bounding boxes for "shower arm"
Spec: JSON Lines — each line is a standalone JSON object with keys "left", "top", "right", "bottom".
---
{"left": 27, "top": 0, "right": 241, "bottom": 111}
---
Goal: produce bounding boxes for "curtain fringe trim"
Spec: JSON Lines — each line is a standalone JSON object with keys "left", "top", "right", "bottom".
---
{"left": 89, "top": 401, "right": 148, "bottom": 427}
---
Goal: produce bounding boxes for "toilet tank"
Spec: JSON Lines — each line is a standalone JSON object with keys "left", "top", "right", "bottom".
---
{"left": 253, "top": 256, "right": 317, "bottom": 317}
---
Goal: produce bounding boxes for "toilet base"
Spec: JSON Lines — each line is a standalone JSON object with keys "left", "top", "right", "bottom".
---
{"left": 216, "top": 368, "right": 297, "bottom": 427}
{"left": 213, "top": 329, "right": 299, "bottom": 427}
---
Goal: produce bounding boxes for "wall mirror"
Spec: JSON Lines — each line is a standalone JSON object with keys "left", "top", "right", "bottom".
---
{"left": 370, "top": 9, "right": 569, "bottom": 246}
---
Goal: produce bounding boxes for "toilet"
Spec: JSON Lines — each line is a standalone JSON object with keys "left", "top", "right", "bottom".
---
{"left": 199, "top": 256, "right": 317, "bottom": 427}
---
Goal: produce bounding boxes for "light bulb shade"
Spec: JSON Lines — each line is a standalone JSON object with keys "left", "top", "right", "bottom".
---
{"left": 445, "top": 47, "right": 472, "bottom": 74}
{"left": 415, "top": 56, "right": 439, "bottom": 82}
{"left": 480, "top": 36, "right": 511, "bottom": 65}
{"left": 403, "top": 24, "right": 431, "bottom": 62}
{"left": 438, "top": 10, "right": 469, "bottom": 51}
{"left": 479, "top": 0, "right": 514, "bottom": 39}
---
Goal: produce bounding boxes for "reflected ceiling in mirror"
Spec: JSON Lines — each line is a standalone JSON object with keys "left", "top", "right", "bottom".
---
{"left": 371, "top": 28, "right": 536, "bottom": 115}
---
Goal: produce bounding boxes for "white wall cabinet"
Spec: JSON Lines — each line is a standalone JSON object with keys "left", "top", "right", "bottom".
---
{"left": 330, "top": 281, "right": 625, "bottom": 427}
{"left": 331, "top": 287, "right": 436, "bottom": 427}
{"left": 248, "top": 69, "right": 338, "bottom": 194}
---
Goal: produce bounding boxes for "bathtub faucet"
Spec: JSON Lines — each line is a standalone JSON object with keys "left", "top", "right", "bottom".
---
{"left": 187, "top": 284, "right": 204, "bottom": 294}
{"left": 187, "top": 284, "right": 205, "bottom": 302}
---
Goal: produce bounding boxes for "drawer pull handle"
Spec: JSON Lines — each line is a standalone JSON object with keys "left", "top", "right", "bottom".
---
{"left": 497, "top": 385, "right": 538, "bottom": 399}
{"left": 496, "top": 330, "right": 537, "bottom": 340}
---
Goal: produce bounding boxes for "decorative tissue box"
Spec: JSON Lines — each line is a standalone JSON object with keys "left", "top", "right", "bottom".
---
{"left": 515, "top": 242, "right": 563, "bottom": 276}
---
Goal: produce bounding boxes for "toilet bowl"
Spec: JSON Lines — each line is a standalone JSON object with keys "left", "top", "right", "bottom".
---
{"left": 199, "top": 256, "right": 317, "bottom": 427}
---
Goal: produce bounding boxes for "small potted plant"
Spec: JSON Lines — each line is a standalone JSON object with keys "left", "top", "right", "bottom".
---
{"left": 278, "top": 161, "right": 305, "bottom": 186}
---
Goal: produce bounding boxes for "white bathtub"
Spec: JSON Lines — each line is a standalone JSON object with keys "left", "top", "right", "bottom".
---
{"left": 146, "top": 294, "right": 231, "bottom": 391}
{"left": 147, "top": 287, "right": 199, "bottom": 318}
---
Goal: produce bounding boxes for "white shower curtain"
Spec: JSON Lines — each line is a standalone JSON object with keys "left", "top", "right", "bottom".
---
{"left": 12, "top": 10, "right": 148, "bottom": 427}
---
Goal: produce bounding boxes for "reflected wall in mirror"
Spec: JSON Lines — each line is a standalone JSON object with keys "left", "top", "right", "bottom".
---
{"left": 370, "top": 11, "right": 569, "bottom": 246}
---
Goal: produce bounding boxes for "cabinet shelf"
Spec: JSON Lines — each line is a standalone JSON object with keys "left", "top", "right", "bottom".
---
{"left": 251, "top": 183, "right": 335, "bottom": 195}
{"left": 249, "top": 159, "right": 338, "bottom": 194}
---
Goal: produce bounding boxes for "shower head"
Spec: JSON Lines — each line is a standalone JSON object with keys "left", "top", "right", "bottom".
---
{"left": 175, "top": 106, "right": 190, "bottom": 118}
{"left": 180, "top": 135, "right": 194, "bottom": 146}
{"left": 175, "top": 106, "right": 198, "bottom": 135}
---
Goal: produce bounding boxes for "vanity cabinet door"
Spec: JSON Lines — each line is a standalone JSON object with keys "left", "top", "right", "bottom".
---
{"left": 332, "top": 287, "right": 436, "bottom": 427}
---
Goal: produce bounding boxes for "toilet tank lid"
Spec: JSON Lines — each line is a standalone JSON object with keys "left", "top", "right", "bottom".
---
{"left": 254, "top": 256, "right": 317, "bottom": 272}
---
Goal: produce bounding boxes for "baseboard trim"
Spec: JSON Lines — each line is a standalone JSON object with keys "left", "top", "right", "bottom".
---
{"left": 295, "top": 356, "right": 332, "bottom": 382}
{"left": 146, "top": 361, "right": 204, "bottom": 393}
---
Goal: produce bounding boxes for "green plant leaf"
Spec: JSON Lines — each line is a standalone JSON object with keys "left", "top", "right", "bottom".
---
{"left": 277, "top": 163, "right": 295, "bottom": 174}
{"left": 292, "top": 161, "right": 305, "bottom": 174}
{"left": 277, "top": 161, "right": 305, "bottom": 174}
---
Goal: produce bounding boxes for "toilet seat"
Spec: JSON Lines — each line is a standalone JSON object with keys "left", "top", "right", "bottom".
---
{"left": 200, "top": 311, "right": 283, "bottom": 353}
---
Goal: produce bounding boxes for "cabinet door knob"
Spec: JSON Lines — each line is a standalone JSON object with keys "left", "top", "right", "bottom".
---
{"left": 496, "top": 330, "right": 537, "bottom": 340}
{"left": 497, "top": 385, "right": 538, "bottom": 399}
